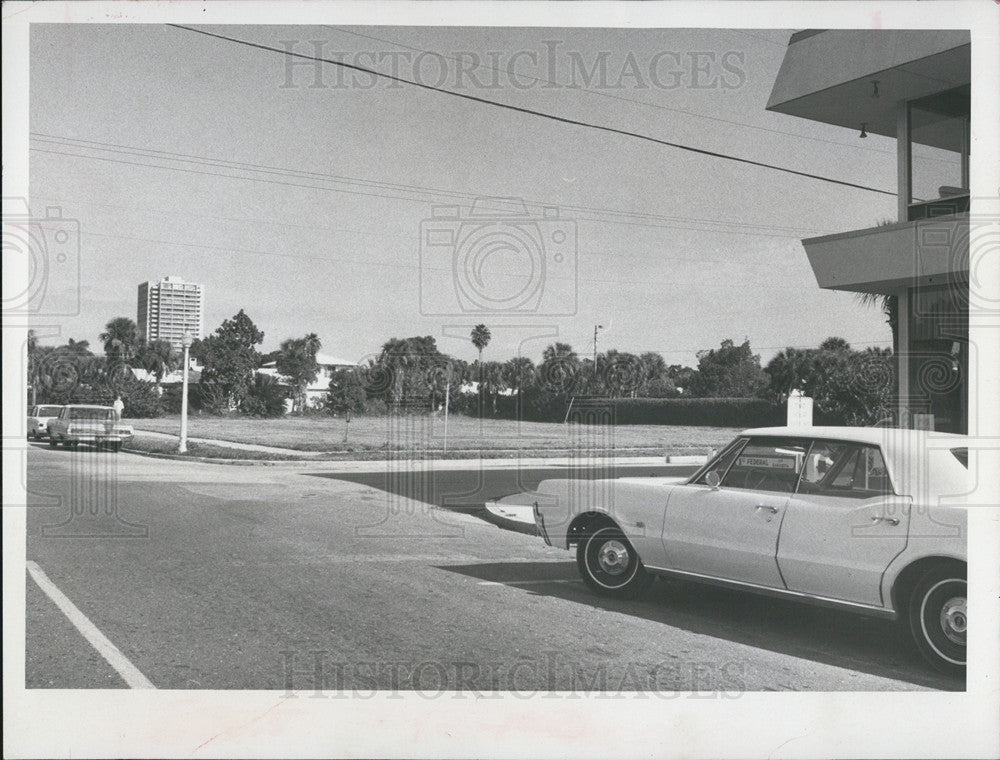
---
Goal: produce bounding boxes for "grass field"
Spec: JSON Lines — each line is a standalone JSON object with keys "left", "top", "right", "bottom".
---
{"left": 125, "top": 437, "right": 301, "bottom": 461}
{"left": 131, "top": 413, "right": 740, "bottom": 455}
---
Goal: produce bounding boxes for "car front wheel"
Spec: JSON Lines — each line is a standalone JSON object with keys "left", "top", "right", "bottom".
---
{"left": 909, "top": 564, "right": 966, "bottom": 675}
{"left": 577, "top": 525, "right": 651, "bottom": 599}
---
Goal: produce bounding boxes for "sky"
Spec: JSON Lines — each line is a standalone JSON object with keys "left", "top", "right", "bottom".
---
{"left": 28, "top": 24, "right": 900, "bottom": 367}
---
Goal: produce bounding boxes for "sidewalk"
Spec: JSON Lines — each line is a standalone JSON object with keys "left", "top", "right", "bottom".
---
{"left": 133, "top": 430, "right": 324, "bottom": 456}
{"left": 131, "top": 431, "right": 709, "bottom": 470}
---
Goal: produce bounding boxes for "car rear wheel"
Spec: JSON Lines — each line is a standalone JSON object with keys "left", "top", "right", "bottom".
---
{"left": 909, "top": 564, "right": 966, "bottom": 675}
{"left": 576, "top": 525, "right": 651, "bottom": 600}
{"left": 49, "top": 436, "right": 58, "bottom": 447}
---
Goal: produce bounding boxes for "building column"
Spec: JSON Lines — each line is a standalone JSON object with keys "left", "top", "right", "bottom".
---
{"left": 896, "top": 101, "right": 910, "bottom": 222}
{"left": 897, "top": 287, "right": 910, "bottom": 427}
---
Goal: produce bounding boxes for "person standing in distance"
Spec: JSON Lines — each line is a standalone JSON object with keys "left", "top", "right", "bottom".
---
{"left": 112, "top": 395, "right": 125, "bottom": 421}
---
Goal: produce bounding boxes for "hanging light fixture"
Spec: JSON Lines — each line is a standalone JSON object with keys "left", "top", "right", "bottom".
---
{"left": 859, "top": 122, "right": 868, "bottom": 139}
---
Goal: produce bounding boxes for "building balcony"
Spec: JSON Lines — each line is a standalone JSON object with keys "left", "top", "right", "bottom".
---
{"left": 801, "top": 213, "right": 968, "bottom": 294}
{"left": 766, "top": 30, "right": 969, "bottom": 137}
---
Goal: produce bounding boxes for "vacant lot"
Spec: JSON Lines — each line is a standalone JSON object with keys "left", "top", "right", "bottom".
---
{"left": 132, "top": 414, "right": 740, "bottom": 454}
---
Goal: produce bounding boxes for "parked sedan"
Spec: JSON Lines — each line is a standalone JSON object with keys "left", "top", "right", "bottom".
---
{"left": 528, "top": 426, "right": 968, "bottom": 674}
{"left": 27, "top": 405, "right": 64, "bottom": 439}
{"left": 47, "top": 404, "right": 134, "bottom": 451}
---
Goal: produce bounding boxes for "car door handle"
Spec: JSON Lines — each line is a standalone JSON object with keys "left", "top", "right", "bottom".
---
{"left": 871, "top": 515, "right": 900, "bottom": 526}
{"left": 755, "top": 504, "right": 780, "bottom": 514}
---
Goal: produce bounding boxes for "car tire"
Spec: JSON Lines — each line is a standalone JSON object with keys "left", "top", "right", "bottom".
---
{"left": 576, "top": 525, "right": 651, "bottom": 600}
{"left": 908, "top": 563, "right": 966, "bottom": 676}
{"left": 49, "top": 436, "right": 58, "bottom": 448}
{"left": 110, "top": 442, "right": 121, "bottom": 453}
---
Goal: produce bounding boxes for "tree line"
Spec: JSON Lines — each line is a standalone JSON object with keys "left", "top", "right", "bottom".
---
{"left": 27, "top": 313, "right": 894, "bottom": 426}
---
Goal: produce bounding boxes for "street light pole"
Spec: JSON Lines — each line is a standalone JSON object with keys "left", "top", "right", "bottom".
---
{"left": 443, "top": 366, "right": 450, "bottom": 454}
{"left": 179, "top": 333, "right": 192, "bottom": 454}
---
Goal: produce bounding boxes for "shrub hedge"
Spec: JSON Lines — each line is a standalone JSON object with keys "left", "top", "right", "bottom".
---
{"left": 567, "top": 397, "right": 785, "bottom": 427}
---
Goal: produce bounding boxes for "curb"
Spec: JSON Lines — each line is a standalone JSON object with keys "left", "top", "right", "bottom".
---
{"left": 122, "top": 449, "right": 280, "bottom": 466}
{"left": 121, "top": 448, "right": 707, "bottom": 468}
{"left": 666, "top": 454, "right": 711, "bottom": 464}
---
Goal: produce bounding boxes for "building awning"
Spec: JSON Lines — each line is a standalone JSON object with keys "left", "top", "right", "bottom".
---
{"left": 767, "top": 30, "right": 970, "bottom": 144}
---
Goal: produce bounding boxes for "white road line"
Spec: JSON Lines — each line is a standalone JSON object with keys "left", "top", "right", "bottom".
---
{"left": 26, "top": 560, "right": 156, "bottom": 689}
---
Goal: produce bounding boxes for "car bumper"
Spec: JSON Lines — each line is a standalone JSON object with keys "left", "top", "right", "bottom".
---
{"left": 64, "top": 435, "right": 132, "bottom": 443}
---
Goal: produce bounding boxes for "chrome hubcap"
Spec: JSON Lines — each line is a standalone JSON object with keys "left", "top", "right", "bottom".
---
{"left": 597, "top": 540, "right": 630, "bottom": 575}
{"left": 940, "top": 596, "right": 967, "bottom": 644}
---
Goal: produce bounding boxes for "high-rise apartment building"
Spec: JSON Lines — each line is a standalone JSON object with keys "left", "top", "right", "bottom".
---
{"left": 137, "top": 276, "right": 204, "bottom": 351}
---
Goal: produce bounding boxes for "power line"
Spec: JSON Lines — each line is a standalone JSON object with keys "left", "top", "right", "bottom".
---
{"left": 324, "top": 25, "right": 905, "bottom": 160}
{"left": 167, "top": 24, "right": 897, "bottom": 197}
{"left": 31, "top": 133, "right": 835, "bottom": 236}
{"left": 34, "top": 193, "right": 754, "bottom": 265}
{"left": 78, "top": 229, "right": 751, "bottom": 287}
{"left": 79, "top": 224, "right": 822, "bottom": 291}
{"left": 33, "top": 145, "right": 822, "bottom": 240}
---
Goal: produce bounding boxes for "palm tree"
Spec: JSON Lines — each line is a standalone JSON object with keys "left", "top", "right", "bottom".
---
{"left": 139, "top": 339, "right": 178, "bottom": 388}
{"left": 539, "top": 343, "right": 580, "bottom": 394}
{"left": 503, "top": 356, "right": 536, "bottom": 396}
{"left": 27, "top": 329, "right": 41, "bottom": 405}
{"left": 99, "top": 317, "right": 141, "bottom": 361}
{"left": 64, "top": 338, "right": 93, "bottom": 356}
{"left": 856, "top": 293, "right": 898, "bottom": 354}
{"left": 378, "top": 337, "right": 417, "bottom": 410}
{"left": 470, "top": 324, "right": 491, "bottom": 363}
{"left": 479, "top": 361, "right": 507, "bottom": 415}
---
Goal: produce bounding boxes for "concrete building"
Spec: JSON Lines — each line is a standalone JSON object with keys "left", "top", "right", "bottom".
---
{"left": 768, "top": 30, "right": 971, "bottom": 433}
{"left": 137, "top": 276, "right": 204, "bottom": 352}
{"left": 258, "top": 351, "right": 357, "bottom": 411}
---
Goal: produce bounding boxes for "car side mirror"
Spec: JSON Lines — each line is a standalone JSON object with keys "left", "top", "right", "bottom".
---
{"left": 705, "top": 470, "right": 721, "bottom": 489}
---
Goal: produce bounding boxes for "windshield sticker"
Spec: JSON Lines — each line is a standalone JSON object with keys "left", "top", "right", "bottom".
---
{"left": 736, "top": 455, "right": 797, "bottom": 470}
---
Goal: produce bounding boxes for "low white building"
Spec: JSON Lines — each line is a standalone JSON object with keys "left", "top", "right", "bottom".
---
{"left": 258, "top": 351, "right": 356, "bottom": 410}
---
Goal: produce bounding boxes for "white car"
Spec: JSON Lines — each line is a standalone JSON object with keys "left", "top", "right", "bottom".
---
{"left": 530, "top": 426, "right": 968, "bottom": 673}
{"left": 47, "top": 404, "right": 134, "bottom": 451}
{"left": 27, "top": 405, "right": 64, "bottom": 439}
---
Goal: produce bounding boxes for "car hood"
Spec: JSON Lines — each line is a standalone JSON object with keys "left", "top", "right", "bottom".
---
{"left": 616, "top": 475, "right": 689, "bottom": 486}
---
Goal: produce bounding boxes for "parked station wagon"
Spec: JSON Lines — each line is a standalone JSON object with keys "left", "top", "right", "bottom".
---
{"left": 47, "top": 404, "right": 134, "bottom": 452}
{"left": 528, "top": 426, "right": 968, "bottom": 673}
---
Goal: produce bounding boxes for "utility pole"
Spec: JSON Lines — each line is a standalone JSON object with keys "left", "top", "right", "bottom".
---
{"left": 593, "top": 324, "right": 603, "bottom": 376}
{"left": 443, "top": 363, "right": 451, "bottom": 453}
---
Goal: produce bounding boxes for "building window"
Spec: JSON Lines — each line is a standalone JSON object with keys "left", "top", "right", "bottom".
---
{"left": 905, "top": 282, "right": 968, "bottom": 434}
{"left": 907, "top": 86, "right": 970, "bottom": 221}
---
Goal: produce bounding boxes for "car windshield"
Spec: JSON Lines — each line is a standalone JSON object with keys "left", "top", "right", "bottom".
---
{"left": 38, "top": 406, "right": 63, "bottom": 416}
{"left": 69, "top": 408, "right": 114, "bottom": 421}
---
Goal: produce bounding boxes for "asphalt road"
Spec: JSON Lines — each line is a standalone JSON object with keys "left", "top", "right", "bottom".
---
{"left": 23, "top": 443, "right": 962, "bottom": 692}
{"left": 311, "top": 462, "right": 688, "bottom": 511}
